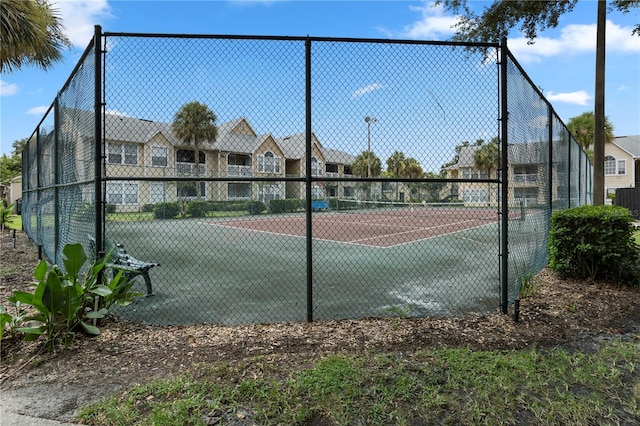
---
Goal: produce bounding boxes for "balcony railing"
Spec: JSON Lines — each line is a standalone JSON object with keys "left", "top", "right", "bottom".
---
{"left": 176, "top": 162, "right": 206, "bottom": 176}
{"left": 326, "top": 172, "right": 339, "bottom": 178}
{"left": 227, "top": 165, "right": 253, "bottom": 177}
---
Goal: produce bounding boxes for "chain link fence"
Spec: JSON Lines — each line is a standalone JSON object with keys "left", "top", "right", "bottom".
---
{"left": 21, "top": 29, "right": 592, "bottom": 325}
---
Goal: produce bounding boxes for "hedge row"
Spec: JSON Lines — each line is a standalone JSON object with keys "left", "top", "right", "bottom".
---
{"left": 151, "top": 200, "right": 267, "bottom": 219}
{"left": 549, "top": 204, "right": 639, "bottom": 285}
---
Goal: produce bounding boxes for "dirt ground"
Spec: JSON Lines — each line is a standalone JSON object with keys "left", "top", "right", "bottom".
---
{"left": 1, "top": 228, "right": 640, "bottom": 423}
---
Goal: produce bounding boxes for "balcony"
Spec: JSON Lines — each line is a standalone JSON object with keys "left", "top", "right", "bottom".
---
{"left": 227, "top": 165, "right": 253, "bottom": 177}
{"left": 326, "top": 172, "right": 339, "bottom": 178}
{"left": 176, "top": 162, "right": 206, "bottom": 176}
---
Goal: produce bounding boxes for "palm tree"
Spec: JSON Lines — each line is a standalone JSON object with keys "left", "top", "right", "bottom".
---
{"left": 171, "top": 101, "right": 218, "bottom": 198}
{"left": 1, "top": 0, "right": 70, "bottom": 73}
{"left": 352, "top": 150, "right": 382, "bottom": 178}
{"left": 386, "top": 151, "right": 406, "bottom": 178}
{"left": 403, "top": 157, "right": 424, "bottom": 200}
{"left": 566, "top": 111, "right": 615, "bottom": 159}
{"left": 352, "top": 150, "right": 382, "bottom": 200}
{"left": 386, "top": 151, "right": 407, "bottom": 201}
{"left": 473, "top": 138, "right": 500, "bottom": 206}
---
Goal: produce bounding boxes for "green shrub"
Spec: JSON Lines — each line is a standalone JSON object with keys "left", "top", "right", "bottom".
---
{"left": 247, "top": 200, "right": 266, "bottom": 215}
{"left": 548, "top": 205, "right": 640, "bottom": 284}
{"left": 141, "top": 204, "right": 155, "bottom": 213}
{"left": 153, "top": 202, "right": 180, "bottom": 219}
{"left": 269, "top": 199, "right": 302, "bottom": 214}
{"left": 186, "top": 201, "right": 209, "bottom": 218}
{"left": 105, "top": 204, "right": 117, "bottom": 214}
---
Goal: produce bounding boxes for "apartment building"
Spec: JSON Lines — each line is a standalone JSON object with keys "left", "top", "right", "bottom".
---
{"left": 99, "top": 113, "right": 356, "bottom": 211}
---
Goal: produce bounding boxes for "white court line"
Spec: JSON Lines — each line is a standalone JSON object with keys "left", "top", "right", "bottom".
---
{"left": 206, "top": 216, "right": 497, "bottom": 249}
{"left": 347, "top": 218, "right": 491, "bottom": 244}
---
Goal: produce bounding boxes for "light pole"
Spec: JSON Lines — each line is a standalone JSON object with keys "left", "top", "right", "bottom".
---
{"left": 365, "top": 116, "right": 377, "bottom": 178}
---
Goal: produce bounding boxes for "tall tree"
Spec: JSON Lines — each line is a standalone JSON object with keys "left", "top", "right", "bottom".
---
{"left": 403, "top": 157, "right": 425, "bottom": 200}
{"left": 0, "top": 0, "right": 70, "bottom": 73}
{"left": 473, "top": 138, "right": 501, "bottom": 205}
{"left": 353, "top": 150, "right": 382, "bottom": 200}
{"left": 0, "top": 138, "right": 27, "bottom": 186}
{"left": 567, "top": 111, "right": 615, "bottom": 152}
{"left": 352, "top": 150, "right": 382, "bottom": 178}
{"left": 386, "top": 151, "right": 407, "bottom": 178}
{"left": 171, "top": 102, "right": 218, "bottom": 198}
{"left": 435, "top": 0, "right": 639, "bottom": 205}
{"left": 404, "top": 157, "right": 423, "bottom": 179}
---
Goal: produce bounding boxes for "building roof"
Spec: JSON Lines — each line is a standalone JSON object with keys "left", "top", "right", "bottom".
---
{"left": 321, "top": 146, "right": 356, "bottom": 164}
{"left": 68, "top": 110, "right": 355, "bottom": 164}
{"left": 276, "top": 132, "right": 320, "bottom": 159}
{"left": 612, "top": 135, "right": 640, "bottom": 158}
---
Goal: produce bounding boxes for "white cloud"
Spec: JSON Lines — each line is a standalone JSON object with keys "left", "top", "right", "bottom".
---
{"left": 545, "top": 90, "right": 592, "bottom": 106}
{"left": 351, "top": 83, "right": 384, "bottom": 99}
{"left": 54, "top": 0, "right": 112, "bottom": 47}
{"left": 0, "top": 80, "right": 18, "bottom": 96}
{"left": 509, "top": 20, "right": 640, "bottom": 63}
{"left": 27, "top": 105, "right": 50, "bottom": 115}
{"left": 382, "top": 2, "right": 460, "bottom": 40}
{"left": 617, "top": 85, "right": 630, "bottom": 91}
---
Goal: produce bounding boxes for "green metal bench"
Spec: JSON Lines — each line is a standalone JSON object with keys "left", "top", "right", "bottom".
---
{"left": 88, "top": 236, "right": 159, "bottom": 296}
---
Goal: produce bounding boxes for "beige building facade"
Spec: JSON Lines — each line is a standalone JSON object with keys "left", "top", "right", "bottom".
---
{"left": 98, "top": 114, "right": 356, "bottom": 211}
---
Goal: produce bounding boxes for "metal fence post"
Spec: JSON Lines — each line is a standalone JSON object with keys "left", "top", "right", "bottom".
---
{"left": 547, "top": 105, "right": 554, "bottom": 230}
{"left": 500, "top": 38, "right": 509, "bottom": 315}
{"left": 305, "top": 37, "right": 313, "bottom": 322}
{"left": 94, "top": 25, "right": 104, "bottom": 261}
{"left": 53, "top": 98, "right": 60, "bottom": 264}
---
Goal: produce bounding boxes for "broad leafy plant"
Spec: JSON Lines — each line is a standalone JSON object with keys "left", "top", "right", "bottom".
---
{"left": 0, "top": 200, "right": 15, "bottom": 228}
{"left": 6, "top": 243, "right": 143, "bottom": 349}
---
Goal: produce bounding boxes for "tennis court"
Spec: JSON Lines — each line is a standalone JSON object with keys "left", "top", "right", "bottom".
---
{"left": 209, "top": 202, "right": 504, "bottom": 248}
{"left": 106, "top": 203, "right": 508, "bottom": 325}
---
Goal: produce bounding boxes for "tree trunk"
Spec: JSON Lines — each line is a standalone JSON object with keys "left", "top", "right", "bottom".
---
{"left": 194, "top": 138, "right": 201, "bottom": 198}
{"left": 593, "top": 0, "right": 606, "bottom": 205}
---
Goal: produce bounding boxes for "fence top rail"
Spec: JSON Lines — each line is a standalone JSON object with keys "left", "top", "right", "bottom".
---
{"left": 102, "top": 31, "right": 500, "bottom": 49}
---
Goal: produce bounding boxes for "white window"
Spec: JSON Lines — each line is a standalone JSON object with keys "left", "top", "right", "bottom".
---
{"left": 311, "top": 183, "right": 324, "bottom": 200}
{"left": 605, "top": 156, "right": 626, "bottom": 175}
{"left": 258, "top": 184, "right": 281, "bottom": 203}
{"left": 177, "top": 182, "right": 206, "bottom": 199}
{"left": 107, "top": 181, "right": 139, "bottom": 205}
{"left": 151, "top": 146, "right": 168, "bottom": 167}
{"left": 108, "top": 143, "right": 138, "bottom": 165}
{"left": 258, "top": 151, "right": 281, "bottom": 173}
{"left": 462, "top": 188, "right": 488, "bottom": 203}
{"left": 462, "top": 168, "right": 485, "bottom": 179}
{"left": 228, "top": 183, "right": 251, "bottom": 199}
{"left": 150, "top": 182, "right": 166, "bottom": 204}
{"left": 311, "top": 157, "right": 323, "bottom": 176}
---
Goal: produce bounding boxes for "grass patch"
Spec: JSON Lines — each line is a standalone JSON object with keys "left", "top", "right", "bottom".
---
{"left": 106, "top": 210, "right": 249, "bottom": 222}
{"left": 77, "top": 337, "right": 640, "bottom": 425}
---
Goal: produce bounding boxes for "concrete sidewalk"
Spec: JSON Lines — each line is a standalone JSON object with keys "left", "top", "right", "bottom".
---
{"left": 0, "top": 410, "right": 81, "bottom": 426}
{"left": 0, "top": 395, "right": 84, "bottom": 426}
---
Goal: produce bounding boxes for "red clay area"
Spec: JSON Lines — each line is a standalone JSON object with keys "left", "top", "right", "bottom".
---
{"left": 207, "top": 209, "right": 499, "bottom": 247}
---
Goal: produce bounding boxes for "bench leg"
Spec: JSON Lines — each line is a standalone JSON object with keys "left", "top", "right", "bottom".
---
{"left": 142, "top": 272, "right": 154, "bottom": 296}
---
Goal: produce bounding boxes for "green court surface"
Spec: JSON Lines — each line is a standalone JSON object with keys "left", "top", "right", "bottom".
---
{"left": 105, "top": 211, "right": 519, "bottom": 325}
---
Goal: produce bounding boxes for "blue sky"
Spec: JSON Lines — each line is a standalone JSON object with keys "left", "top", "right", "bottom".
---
{"left": 1, "top": 0, "right": 639, "bottom": 164}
